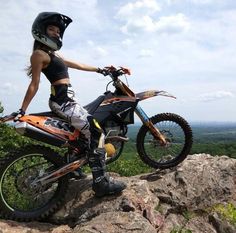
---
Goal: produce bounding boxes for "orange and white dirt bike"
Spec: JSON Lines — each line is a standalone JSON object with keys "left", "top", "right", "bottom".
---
{"left": 0, "top": 66, "right": 192, "bottom": 221}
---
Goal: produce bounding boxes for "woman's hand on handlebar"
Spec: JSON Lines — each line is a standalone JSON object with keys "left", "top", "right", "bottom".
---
{"left": 97, "top": 66, "right": 117, "bottom": 76}
{"left": 13, "top": 109, "right": 25, "bottom": 121}
{"left": 97, "top": 66, "right": 131, "bottom": 77}
{"left": 97, "top": 67, "right": 111, "bottom": 76}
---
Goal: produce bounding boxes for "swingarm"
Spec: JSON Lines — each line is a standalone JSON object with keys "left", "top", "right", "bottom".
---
{"left": 30, "top": 157, "right": 87, "bottom": 187}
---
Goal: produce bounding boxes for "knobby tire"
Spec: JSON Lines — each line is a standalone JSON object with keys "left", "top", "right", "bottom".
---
{"left": 137, "top": 113, "right": 193, "bottom": 169}
{"left": 0, "top": 145, "right": 69, "bottom": 221}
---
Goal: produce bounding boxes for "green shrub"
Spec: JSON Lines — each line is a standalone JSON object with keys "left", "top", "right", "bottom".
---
{"left": 212, "top": 203, "right": 236, "bottom": 226}
{"left": 107, "top": 152, "right": 153, "bottom": 176}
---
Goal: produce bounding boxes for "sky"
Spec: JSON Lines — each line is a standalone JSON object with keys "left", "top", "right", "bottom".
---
{"left": 0, "top": 0, "right": 236, "bottom": 123}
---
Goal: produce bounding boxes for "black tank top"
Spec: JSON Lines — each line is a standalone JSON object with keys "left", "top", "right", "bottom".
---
{"left": 41, "top": 51, "right": 72, "bottom": 105}
{"left": 42, "top": 52, "right": 69, "bottom": 83}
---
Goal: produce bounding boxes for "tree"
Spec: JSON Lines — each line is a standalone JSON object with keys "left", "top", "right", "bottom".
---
{"left": 0, "top": 101, "right": 32, "bottom": 157}
{"left": 0, "top": 101, "right": 3, "bottom": 114}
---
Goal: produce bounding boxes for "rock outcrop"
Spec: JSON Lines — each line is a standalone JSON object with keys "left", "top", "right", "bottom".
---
{"left": 0, "top": 153, "right": 236, "bottom": 233}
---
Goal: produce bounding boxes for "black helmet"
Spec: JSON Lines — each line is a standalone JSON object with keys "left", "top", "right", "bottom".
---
{"left": 32, "top": 12, "right": 72, "bottom": 50}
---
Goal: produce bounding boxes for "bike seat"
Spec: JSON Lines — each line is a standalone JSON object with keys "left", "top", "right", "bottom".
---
{"left": 84, "top": 95, "right": 105, "bottom": 114}
{"left": 29, "top": 95, "right": 105, "bottom": 119}
{"left": 29, "top": 111, "right": 58, "bottom": 117}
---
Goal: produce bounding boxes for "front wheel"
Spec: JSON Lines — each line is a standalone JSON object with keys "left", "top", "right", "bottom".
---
{"left": 137, "top": 113, "right": 193, "bottom": 169}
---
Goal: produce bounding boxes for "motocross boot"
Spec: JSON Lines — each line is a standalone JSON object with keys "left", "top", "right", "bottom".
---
{"left": 71, "top": 168, "right": 87, "bottom": 179}
{"left": 88, "top": 147, "right": 126, "bottom": 197}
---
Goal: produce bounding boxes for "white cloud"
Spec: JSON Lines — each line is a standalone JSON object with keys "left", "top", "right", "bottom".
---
{"left": 166, "top": 0, "right": 222, "bottom": 5}
{"left": 120, "top": 13, "right": 190, "bottom": 35}
{"left": 117, "top": 0, "right": 190, "bottom": 35}
{"left": 85, "top": 41, "right": 108, "bottom": 59}
{"left": 198, "top": 91, "right": 235, "bottom": 102}
{"left": 87, "top": 40, "right": 95, "bottom": 46}
{"left": 117, "top": 0, "right": 161, "bottom": 18}
{"left": 122, "top": 39, "right": 133, "bottom": 46}
{"left": 189, "top": 0, "right": 214, "bottom": 5}
{"left": 0, "top": 83, "right": 19, "bottom": 96}
{"left": 156, "top": 13, "right": 190, "bottom": 33}
{"left": 138, "top": 49, "right": 154, "bottom": 58}
{"left": 0, "top": 0, "right": 236, "bottom": 122}
{"left": 94, "top": 47, "right": 108, "bottom": 58}
{"left": 120, "top": 16, "right": 154, "bottom": 34}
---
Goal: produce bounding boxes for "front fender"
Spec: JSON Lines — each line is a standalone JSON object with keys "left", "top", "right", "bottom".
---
{"left": 135, "top": 90, "right": 176, "bottom": 101}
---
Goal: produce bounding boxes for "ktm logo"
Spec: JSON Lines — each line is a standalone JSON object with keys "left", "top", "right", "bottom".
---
{"left": 44, "top": 118, "right": 74, "bottom": 133}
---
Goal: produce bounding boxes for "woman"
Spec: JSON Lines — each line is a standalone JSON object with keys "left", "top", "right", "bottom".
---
{"left": 14, "top": 12, "right": 126, "bottom": 197}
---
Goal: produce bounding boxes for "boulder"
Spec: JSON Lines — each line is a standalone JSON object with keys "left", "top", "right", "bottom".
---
{"left": 0, "top": 154, "right": 236, "bottom": 233}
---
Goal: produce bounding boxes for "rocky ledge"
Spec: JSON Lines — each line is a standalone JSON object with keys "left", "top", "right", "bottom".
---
{"left": 0, "top": 153, "right": 236, "bottom": 233}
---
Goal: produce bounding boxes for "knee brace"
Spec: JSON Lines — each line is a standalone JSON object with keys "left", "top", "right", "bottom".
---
{"left": 87, "top": 116, "right": 104, "bottom": 149}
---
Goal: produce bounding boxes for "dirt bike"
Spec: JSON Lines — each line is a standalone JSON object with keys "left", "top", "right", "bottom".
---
{"left": 0, "top": 66, "right": 193, "bottom": 221}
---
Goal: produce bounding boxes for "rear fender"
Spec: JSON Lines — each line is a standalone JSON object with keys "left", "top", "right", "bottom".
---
{"left": 135, "top": 90, "right": 176, "bottom": 101}
{"left": 1, "top": 113, "right": 79, "bottom": 145}
{"left": 19, "top": 115, "right": 79, "bottom": 141}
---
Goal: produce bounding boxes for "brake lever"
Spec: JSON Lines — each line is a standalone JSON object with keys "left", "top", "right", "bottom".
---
{"left": 119, "top": 66, "right": 131, "bottom": 75}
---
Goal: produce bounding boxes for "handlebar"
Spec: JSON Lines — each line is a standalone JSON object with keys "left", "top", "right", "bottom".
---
{"left": 102, "top": 66, "right": 131, "bottom": 79}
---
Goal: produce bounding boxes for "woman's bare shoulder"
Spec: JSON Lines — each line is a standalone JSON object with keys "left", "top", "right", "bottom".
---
{"left": 32, "top": 49, "right": 49, "bottom": 57}
{"left": 31, "top": 49, "right": 50, "bottom": 63}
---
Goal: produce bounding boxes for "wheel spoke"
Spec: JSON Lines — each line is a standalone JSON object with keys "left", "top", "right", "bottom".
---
{"left": 1, "top": 154, "right": 58, "bottom": 211}
{"left": 137, "top": 113, "right": 193, "bottom": 169}
{"left": 0, "top": 145, "right": 69, "bottom": 221}
{"left": 144, "top": 120, "right": 185, "bottom": 162}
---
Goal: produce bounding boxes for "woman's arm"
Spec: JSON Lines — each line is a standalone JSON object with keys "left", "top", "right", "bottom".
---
{"left": 20, "top": 50, "right": 47, "bottom": 112}
{"left": 62, "top": 57, "right": 99, "bottom": 72}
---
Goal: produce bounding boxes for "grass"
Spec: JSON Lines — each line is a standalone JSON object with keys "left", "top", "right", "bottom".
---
{"left": 211, "top": 203, "right": 236, "bottom": 226}
{"left": 107, "top": 152, "right": 153, "bottom": 176}
{"left": 170, "top": 227, "right": 192, "bottom": 233}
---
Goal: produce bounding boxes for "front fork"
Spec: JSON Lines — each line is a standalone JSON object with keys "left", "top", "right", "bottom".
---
{"left": 135, "top": 105, "right": 167, "bottom": 145}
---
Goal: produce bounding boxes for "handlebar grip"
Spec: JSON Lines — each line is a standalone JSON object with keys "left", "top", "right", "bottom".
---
{"left": 100, "top": 66, "right": 131, "bottom": 78}
{"left": 0, "top": 114, "right": 17, "bottom": 123}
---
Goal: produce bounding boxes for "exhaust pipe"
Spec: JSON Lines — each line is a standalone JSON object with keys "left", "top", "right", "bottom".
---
{"left": 15, "top": 122, "right": 67, "bottom": 147}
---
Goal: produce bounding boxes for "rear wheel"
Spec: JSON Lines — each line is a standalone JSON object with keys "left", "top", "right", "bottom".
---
{"left": 0, "top": 145, "right": 69, "bottom": 221}
{"left": 105, "top": 140, "right": 124, "bottom": 164}
{"left": 137, "top": 113, "right": 193, "bottom": 169}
